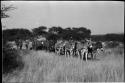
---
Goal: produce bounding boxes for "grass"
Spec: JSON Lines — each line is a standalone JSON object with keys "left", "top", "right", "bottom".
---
{"left": 2, "top": 47, "right": 124, "bottom": 82}
{"left": 2, "top": 48, "right": 24, "bottom": 75}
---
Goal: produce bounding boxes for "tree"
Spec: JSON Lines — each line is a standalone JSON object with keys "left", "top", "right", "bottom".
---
{"left": 61, "top": 27, "right": 73, "bottom": 40}
{"left": 62, "top": 27, "right": 91, "bottom": 40}
{"left": 2, "top": 28, "right": 33, "bottom": 45}
{"left": 1, "top": 4, "right": 16, "bottom": 49}
{"left": 48, "top": 26, "right": 64, "bottom": 40}
{"left": 32, "top": 26, "right": 47, "bottom": 37}
{"left": 1, "top": 4, "right": 16, "bottom": 28}
{"left": 46, "top": 33, "right": 59, "bottom": 41}
{"left": 48, "top": 26, "right": 63, "bottom": 35}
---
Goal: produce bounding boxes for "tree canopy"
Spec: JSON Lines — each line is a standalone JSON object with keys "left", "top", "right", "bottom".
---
{"left": 32, "top": 26, "right": 47, "bottom": 37}
{"left": 1, "top": 4, "right": 16, "bottom": 18}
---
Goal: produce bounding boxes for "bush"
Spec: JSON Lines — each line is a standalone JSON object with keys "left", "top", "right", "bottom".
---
{"left": 2, "top": 47, "right": 24, "bottom": 75}
{"left": 107, "top": 42, "right": 119, "bottom": 48}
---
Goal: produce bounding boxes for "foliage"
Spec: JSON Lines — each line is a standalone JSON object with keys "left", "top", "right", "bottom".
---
{"left": 32, "top": 26, "right": 47, "bottom": 37}
{"left": 106, "top": 42, "right": 120, "bottom": 48}
{"left": 2, "top": 28, "right": 33, "bottom": 43}
{"left": 48, "top": 26, "right": 63, "bottom": 35}
{"left": 105, "top": 33, "right": 124, "bottom": 42}
{"left": 2, "top": 25, "right": 124, "bottom": 44}
{"left": 2, "top": 47, "right": 24, "bottom": 75}
{"left": 91, "top": 33, "right": 124, "bottom": 42}
{"left": 1, "top": 4, "right": 16, "bottom": 29}
{"left": 1, "top": 4, "right": 16, "bottom": 18}
{"left": 48, "top": 26, "right": 91, "bottom": 40}
{"left": 2, "top": 26, "right": 92, "bottom": 44}
{"left": 46, "top": 33, "right": 59, "bottom": 41}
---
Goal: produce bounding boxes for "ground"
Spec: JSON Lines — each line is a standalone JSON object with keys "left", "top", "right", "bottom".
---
{"left": 2, "top": 47, "right": 124, "bottom": 82}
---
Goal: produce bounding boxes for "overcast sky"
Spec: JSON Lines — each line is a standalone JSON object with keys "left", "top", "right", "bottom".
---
{"left": 1, "top": 1, "right": 124, "bottom": 35}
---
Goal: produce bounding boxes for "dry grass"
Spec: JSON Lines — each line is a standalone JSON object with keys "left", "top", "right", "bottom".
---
{"left": 2, "top": 47, "right": 124, "bottom": 82}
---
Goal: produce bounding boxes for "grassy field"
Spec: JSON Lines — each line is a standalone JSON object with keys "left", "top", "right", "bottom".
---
{"left": 2, "top": 47, "right": 124, "bottom": 82}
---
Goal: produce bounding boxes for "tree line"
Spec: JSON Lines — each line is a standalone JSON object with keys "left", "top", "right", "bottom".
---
{"left": 2, "top": 26, "right": 91, "bottom": 43}
{"left": 91, "top": 33, "right": 124, "bottom": 43}
{"left": 3, "top": 26, "right": 124, "bottom": 44}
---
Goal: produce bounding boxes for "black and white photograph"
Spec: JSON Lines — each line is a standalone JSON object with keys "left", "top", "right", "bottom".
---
{"left": 2, "top": 1, "right": 124, "bottom": 82}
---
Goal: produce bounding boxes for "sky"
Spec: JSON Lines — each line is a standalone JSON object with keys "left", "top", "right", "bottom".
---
{"left": 1, "top": 1, "right": 124, "bottom": 35}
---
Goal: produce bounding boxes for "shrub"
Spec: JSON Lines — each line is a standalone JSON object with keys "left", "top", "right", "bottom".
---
{"left": 107, "top": 42, "right": 119, "bottom": 48}
{"left": 2, "top": 47, "right": 24, "bottom": 75}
